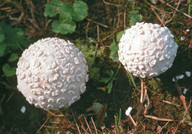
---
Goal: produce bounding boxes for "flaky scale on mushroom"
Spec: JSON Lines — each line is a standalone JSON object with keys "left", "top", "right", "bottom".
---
{"left": 16, "top": 37, "right": 89, "bottom": 110}
{"left": 118, "top": 22, "right": 178, "bottom": 103}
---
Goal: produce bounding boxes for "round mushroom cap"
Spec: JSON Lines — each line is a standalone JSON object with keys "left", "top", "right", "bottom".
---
{"left": 16, "top": 37, "right": 89, "bottom": 110}
{"left": 118, "top": 22, "right": 178, "bottom": 78}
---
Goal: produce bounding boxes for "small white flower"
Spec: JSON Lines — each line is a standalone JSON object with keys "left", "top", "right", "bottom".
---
{"left": 156, "top": 77, "right": 161, "bottom": 81}
{"left": 186, "top": 29, "right": 190, "bottom": 32}
{"left": 185, "top": 71, "right": 191, "bottom": 77}
{"left": 20, "top": 106, "right": 26, "bottom": 113}
{"left": 172, "top": 77, "right": 175, "bottom": 82}
{"left": 176, "top": 74, "right": 184, "bottom": 80}
{"left": 180, "top": 36, "right": 185, "bottom": 41}
{"left": 183, "top": 88, "right": 187, "bottom": 94}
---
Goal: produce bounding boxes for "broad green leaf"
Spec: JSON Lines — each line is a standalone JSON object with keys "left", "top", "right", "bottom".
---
{"left": 8, "top": 53, "right": 19, "bottom": 62}
{"left": 44, "top": 0, "right": 64, "bottom": 17}
{"left": 109, "top": 42, "right": 119, "bottom": 62}
{"left": 117, "top": 30, "right": 125, "bottom": 42}
{"left": 0, "top": 42, "right": 6, "bottom": 57}
{"left": 107, "top": 81, "right": 113, "bottom": 94}
{"left": 51, "top": 20, "right": 76, "bottom": 34}
{"left": 59, "top": 3, "right": 74, "bottom": 21}
{"left": 0, "top": 34, "right": 4, "bottom": 42}
{"left": 0, "top": 27, "right": 5, "bottom": 42}
{"left": 100, "top": 77, "right": 111, "bottom": 84}
{"left": 128, "top": 10, "right": 139, "bottom": 14}
{"left": 134, "top": 7, "right": 141, "bottom": 10}
{"left": 109, "top": 42, "right": 118, "bottom": 52}
{"left": 0, "top": 23, "right": 26, "bottom": 50}
{"left": 72, "top": 1, "right": 88, "bottom": 21}
{"left": 107, "top": 70, "right": 114, "bottom": 77}
{"left": 92, "top": 102, "right": 103, "bottom": 113}
{"left": 59, "top": 14, "right": 73, "bottom": 23}
{"left": 2, "top": 64, "right": 16, "bottom": 77}
{"left": 110, "top": 51, "right": 119, "bottom": 62}
{"left": 129, "top": 14, "right": 143, "bottom": 26}
{"left": 116, "top": 4, "right": 124, "bottom": 7}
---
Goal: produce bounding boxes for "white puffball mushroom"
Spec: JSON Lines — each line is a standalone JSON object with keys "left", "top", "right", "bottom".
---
{"left": 125, "top": 107, "right": 137, "bottom": 126}
{"left": 186, "top": 29, "right": 190, "bottom": 32}
{"left": 176, "top": 74, "right": 184, "bottom": 80}
{"left": 185, "top": 71, "right": 191, "bottom": 77}
{"left": 20, "top": 106, "right": 26, "bottom": 113}
{"left": 125, "top": 107, "right": 133, "bottom": 116}
{"left": 16, "top": 37, "right": 89, "bottom": 110}
{"left": 183, "top": 88, "right": 188, "bottom": 95}
{"left": 118, "top": 22, "right": 178, "bottom": 79}
{"left": 172, "top": 77, "right": 176, "bottom": 82}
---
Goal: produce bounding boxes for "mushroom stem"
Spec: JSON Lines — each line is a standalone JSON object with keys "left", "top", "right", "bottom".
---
{"left": 128, "top": 114, "right": 137, "bottom": 127}
{"left": 140, "top": 78, "right": 145, "bottom": 103}
{"left": 143, "top": 88, "right": 150, "bottom": 115}
{"left": 125, "top": 107, "right": 137, "bottom": 127}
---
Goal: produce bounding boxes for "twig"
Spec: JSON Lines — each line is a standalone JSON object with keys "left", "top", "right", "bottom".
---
{"left": 25, "top": 0, "right": 41, "bottom": 31}
{"left": 144, "top": 1, "right": 165, "bottom": 26}
{"left": 100, "top": 29, "right": 117, "bottom": 43}
{"left": 103, "top": 0, "right": 116, "bottom": 6}
{"left": 36, "top": 116, "right": 50, "bottom": 134}
{"left": 72, "top": 112, "right": 82, "bottom": 134}
{"left": 42, "top": 125, "right": 59, "bottom": 129}
{"left": 175, "top": 79, "right": 191, "bottom": 121}
{"left": 145, "top": 1, "right": 168, "bottom": 13}
{"left": 156, "top": 121, "right": 170, "bottom": 134}
{"left": 143, "top": 86, "right": 150, "bottom": 115}
{"left": 92, "top": 29, "right": 117, "bottom": 44}
{"left": 188, "top": 98, "right": 192, "bottom": 109}
{"left": 5, "top": 91, "right": 14, "bottom": 103}
{"left": 164, "top": 2, "right": 192, "bottom": 19}
{"left": 87, "top": 18, "right": 110, "bottom": 28}
{"left": 47, "top": 110, "right": 64, "bottom": 117}
{"left": 117, "top": 8, "right": 120, "bottom": 28}
{"left": 166, "top": 0, "right": 181, "bottom": 24}
{"left": 0, "top": 95, "right": 5, "bottom": 115}
{"left": 162, "top": 100, "right": 180, "bottom": 107}
{"left": 76, "top": 123, "right": 82, "bottom": 134}
{"left": 0, "top": 1, "right": 6, "bottom": 7}
{"left": 6, "top": 0, "right": 25, "bottom": 23}
{"left": 91, "top": 117, "right": 98, "bottom": 134}
{"left": 151, "top": 7, "right": 165, "bottom": 26}
{"left": 94, "top": 24, "right": 100, "bottom": 57}
{"left": 0, "top": 81, "right": 17, "bottom": 90}
{"left": 0, "top": 95, "right": 5, "bottom": 103}
{"left": 83, "top": 115, "right": 93, "bottom": 134}
{"left": 78, "top": 115, "right": 89, "bottom": 134}
{"left": 85, "top": 21, "right": 90, "bottom": 43}
{"left": 124, "top": 5, "right": 126, "bottom": 29}
{"left": 144, "top": 115, "right": 173, "bottom": 122}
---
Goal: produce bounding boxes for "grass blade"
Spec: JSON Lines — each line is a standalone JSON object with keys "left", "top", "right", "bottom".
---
{"left": 117, "top": 108, "right": 121, "bottom": 128}
{"left": 129, "top": 72, "right": 136, "bottom": 88}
